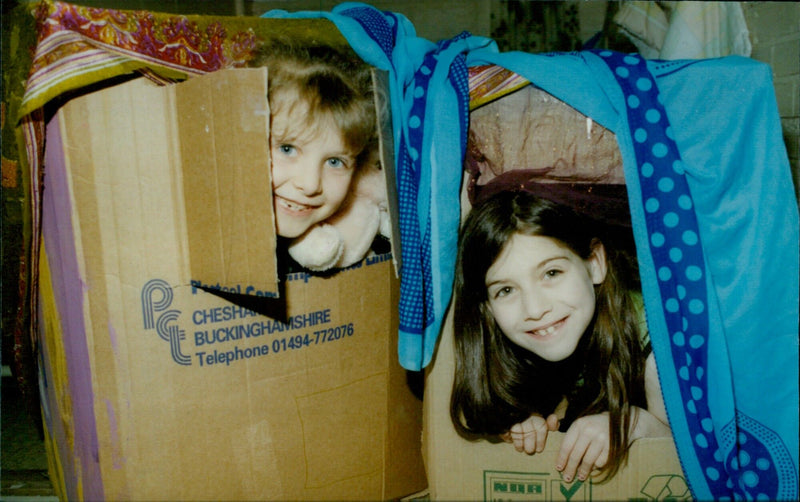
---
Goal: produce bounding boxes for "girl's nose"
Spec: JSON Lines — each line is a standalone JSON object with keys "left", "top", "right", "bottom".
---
{"left": 523, "top": 289, "right": 551, "bottom": 320}
{"left": 291, "top": 160, "right": 322, "bottom": 196}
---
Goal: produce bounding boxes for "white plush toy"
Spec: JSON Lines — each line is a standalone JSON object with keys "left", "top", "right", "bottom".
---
{"left": 288, "top": 156, "right": 391, "bottom": 271}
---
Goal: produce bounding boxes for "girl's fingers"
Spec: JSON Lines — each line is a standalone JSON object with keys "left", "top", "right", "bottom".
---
{"left": 546, "top": 413, "right": 560, "bottom": 431}
{"left": 513, "top": 421, "right": 537, "bottom": 454}
{"left": 534, "top": 419, "right": 548, "bottom": 453}
{"left": 508, "top": 416, "right": 549, "bottom": 454}
{"left": 557, "top": 435, "right": 611, "bottom": 482}
{"left": 523, "top": 429, "right": 538, "bottom": 454}
{"left": 527, "top": 418, "right": 548, "bottom": 453}
{"left": 556, "top": 429, "right": 586, "bottom": 482}
{"left": 576, "top": 440, "right": 607, "bottom": 481}
{"left": 556, "top": 413, "right": 612, "bottom": 482}
{"left": 509, "top": 423, "right": 525, "bottom": 452}
{"left": 514, "top": 434, "right": 527, "bottom": 453}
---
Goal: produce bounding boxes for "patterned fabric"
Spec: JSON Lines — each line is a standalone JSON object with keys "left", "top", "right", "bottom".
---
{"left": 467, "top": 64, "right": 529, "bottom": 110}
{"left": 22, "top": 1, "right": 264, "bottom": 116}
{"left": 599, "top": 50, "right": 797, "bottom": 500}
{"left": 598, "top": 54, "right": 721, "bottom": 495}
{"left": 393, "top": 32, "right": 469, "bottom": 369}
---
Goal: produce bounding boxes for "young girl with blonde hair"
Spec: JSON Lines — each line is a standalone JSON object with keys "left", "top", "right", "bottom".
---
{"left": 253, "top": 40, "right": 377, "bottom": 240}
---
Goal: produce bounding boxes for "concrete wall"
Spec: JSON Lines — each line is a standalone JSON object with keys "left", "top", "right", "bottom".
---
{"left": 742, "top": 2, "right": 800, "bottom": 198}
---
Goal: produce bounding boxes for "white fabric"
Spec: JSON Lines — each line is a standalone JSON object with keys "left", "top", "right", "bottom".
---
{"left": 614, "top": 1, "right": 751, "bottom": 60}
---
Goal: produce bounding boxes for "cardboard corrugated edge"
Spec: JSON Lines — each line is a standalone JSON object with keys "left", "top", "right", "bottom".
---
{"left": 372, "top": 68, "right": 401, "bottom": 277}
{"left": 372, "top": 67, "right": 427, "bottom": 497}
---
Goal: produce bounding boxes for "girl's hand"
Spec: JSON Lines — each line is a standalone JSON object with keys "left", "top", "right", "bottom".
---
{"left": 556, "top": 403, "right": 670, "bottom": 483}
{"left": 500, "top": 413, "right": 559, "bottom": 454}
{"left": 556, "top": 412, "right": 611, "bottom": 482}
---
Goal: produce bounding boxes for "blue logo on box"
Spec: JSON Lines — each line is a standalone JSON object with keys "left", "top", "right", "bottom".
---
{"left": 142, "top": 279, "right": 191, "bottom": 365}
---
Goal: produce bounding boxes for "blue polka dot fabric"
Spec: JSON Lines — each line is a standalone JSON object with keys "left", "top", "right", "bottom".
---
{"left": 598, "top": 51, "right": 723, "bottom": 494}
{"left": 595, "top": 50, "right": 798, "bottom": 501}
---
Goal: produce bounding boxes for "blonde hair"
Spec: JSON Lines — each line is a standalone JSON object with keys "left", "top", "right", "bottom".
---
{"left": 253, "top": 40, "right": 377, "bottom": 164}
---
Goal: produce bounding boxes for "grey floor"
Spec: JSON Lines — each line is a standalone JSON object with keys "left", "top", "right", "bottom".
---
{"left": 1, "top": 372, "right": 57, "bottom": 499}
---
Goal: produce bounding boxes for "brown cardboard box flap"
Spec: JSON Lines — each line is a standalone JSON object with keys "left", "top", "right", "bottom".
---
{"left": 57, "top": 68, "right": 279, "bottom": 297}
{"left": 175, "top": 68, "right": 278, "bottom": 297}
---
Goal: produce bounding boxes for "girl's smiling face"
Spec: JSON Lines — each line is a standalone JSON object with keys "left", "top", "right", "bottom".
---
{"left": 270, "top": 108, "right": 356, "bottom": 238}
{"left": 484, "top": 233, "right": 607, "bottom": 362}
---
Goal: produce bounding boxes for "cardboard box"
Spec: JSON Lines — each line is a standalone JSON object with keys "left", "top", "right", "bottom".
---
{"left": 422, "top": 78, "right": 687, "bottom": 501}
{"left": 422, "top": 310, "right": 688, "bottom": 501}
{"left": 38, "top": 67, "right": 426, "bottom": 500}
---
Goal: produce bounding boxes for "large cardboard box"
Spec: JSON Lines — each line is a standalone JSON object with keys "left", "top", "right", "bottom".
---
{"left": 38, "top": 67, "right": 426, "bottom": 500}
{"left": 422, "top": 310, "right": 688, "bottom": 501}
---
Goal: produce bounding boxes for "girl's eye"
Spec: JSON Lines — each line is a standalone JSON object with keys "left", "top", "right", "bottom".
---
{"left": 277, "top": 143, "right": 296, "bottom": 155}
{"left": 491, "top": 286, "right": 513, "bottom": 299}
{"left": 326, "top": 157, "right": 348, "bottom": 170}
{"left": 544, "top": 269, "right": 563, "bottom": 280}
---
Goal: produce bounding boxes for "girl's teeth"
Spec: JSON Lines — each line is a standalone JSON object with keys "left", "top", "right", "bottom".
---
{"left": 281, "top": 198, "right": 308, "bottom": 210}
{"left": 535, "top": 325, "right": 557, "bottom": 336}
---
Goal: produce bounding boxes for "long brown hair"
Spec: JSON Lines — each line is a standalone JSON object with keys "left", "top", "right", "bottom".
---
{"left": 450, "top": 190, "right": 646, "bottom": 480}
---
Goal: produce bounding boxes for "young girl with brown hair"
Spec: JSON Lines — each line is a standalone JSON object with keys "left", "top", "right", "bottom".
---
{"left": 450, "top": 189, "right": 670, "bottom": 483}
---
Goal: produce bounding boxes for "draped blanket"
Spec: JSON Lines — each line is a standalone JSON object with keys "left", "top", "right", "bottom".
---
{"left": 13, "top": 1, "right": 798, "bottom": 499}
{"left": 462, "top": 48, "right": 799, "bottom": 500}
{"left": 264, "top": 5, "right": 799, "bottom": 499}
